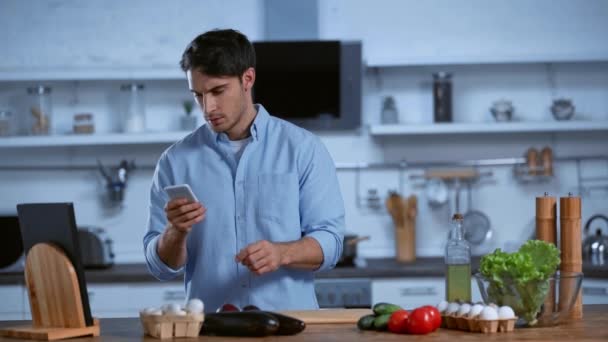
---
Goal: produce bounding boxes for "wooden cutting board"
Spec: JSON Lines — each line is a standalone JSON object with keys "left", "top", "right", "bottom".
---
{"left": 277, "top": 309, "right": 372, "bottom": 324}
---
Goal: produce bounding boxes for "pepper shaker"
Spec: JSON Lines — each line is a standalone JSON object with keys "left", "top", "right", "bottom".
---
{"left": 559, "top": 193, "right": 583, "bottom": 320}
{"left": 536, "top": 193, "right": 557, "bottom": 314}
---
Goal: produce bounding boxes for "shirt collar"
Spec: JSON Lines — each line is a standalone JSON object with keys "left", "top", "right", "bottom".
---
{"left": 207, "top": 104, "right": 269, "bottom": 143}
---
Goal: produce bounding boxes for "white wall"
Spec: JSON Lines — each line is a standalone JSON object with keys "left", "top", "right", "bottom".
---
{"left": 0, "top": 0, "right": 607, "bottom": 262}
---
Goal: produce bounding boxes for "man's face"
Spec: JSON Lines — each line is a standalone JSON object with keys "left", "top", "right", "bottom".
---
{"left": 187, "top": 68, "right": 254, "bottom": 135}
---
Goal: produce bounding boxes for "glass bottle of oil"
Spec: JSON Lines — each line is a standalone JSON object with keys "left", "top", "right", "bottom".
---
{"left": 445, "top": 213, "right": 471, "bottom": 302}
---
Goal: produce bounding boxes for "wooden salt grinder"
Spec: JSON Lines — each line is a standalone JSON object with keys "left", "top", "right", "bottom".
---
{"left": 559, "top": 194, "right": 583, "bottom": 320}
{"left": 536, "top": 193, "right": 557, "bottom": 314}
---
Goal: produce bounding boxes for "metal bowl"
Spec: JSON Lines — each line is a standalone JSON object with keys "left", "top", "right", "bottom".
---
{"left": 551, "top": 99, "right": 575, "bottom": 121}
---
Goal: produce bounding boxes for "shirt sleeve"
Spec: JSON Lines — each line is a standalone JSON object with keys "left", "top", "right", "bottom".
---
{"left": 298, "top": 136, "right": 345, "bottom": 272}
{"left": 143, "top": 151, "right": 185, "bottom": 280}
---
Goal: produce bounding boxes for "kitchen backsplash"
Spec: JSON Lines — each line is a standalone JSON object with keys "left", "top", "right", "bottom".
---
{"left": 0, "top": 0, "right": 607, "bottom": 263}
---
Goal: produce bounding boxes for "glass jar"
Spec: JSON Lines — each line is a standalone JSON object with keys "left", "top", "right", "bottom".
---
{"left": 26, "top": 86, "right": 52, "bottom": 135}
{"left": 381, "top": 96, "right": 399, "bottom": 124}
{"left": 120, "top": 83, "right": 146, "bottom": 133}
{"left": 0, "top": 110, "right": 14, "bottom": 137}
{"left": 73, "top": 113, "right": 95, "bottom": 134}
{"left": 445, "top": 213, "right": 471, "bottom": 302}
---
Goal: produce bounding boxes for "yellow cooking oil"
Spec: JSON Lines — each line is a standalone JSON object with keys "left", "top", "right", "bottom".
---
{"left": 446, "top": 263, "right": 471, "bottom": 302}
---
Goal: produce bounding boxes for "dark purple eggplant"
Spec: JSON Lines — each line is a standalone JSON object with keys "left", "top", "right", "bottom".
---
{"left": 262, "top": 311, "right": 306, "bottom": 335}
{"left": 200, "top": 311, "right": 279, "bottom": 337}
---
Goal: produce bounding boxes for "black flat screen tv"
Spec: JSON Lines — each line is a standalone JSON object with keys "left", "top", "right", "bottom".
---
{"left": 253, "top": 41, "right": 361, "bottom": 130}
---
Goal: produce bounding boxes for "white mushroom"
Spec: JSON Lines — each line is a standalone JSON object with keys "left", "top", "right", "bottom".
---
{"left": 162, "top": 303, "right": 182, "bottom": 315}
{"left": 186, "top": 298, "right": 205, "bottom": 314}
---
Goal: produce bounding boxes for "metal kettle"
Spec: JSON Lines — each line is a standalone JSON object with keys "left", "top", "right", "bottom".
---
{"left": 583, "top": 214, "right": 608, "bottom": 266}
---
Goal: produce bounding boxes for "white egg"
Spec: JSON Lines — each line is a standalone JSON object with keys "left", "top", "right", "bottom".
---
{"left": 457, "top": 303, "right": 471, "bottom": 317}
{"left": 468, "top": 304, "right": 484, "bottom": 318}
{"left": 436, "top": 300, "right": 449, "bottom": 313}
{"left": 446, "top": 302, "right": 460, "bottom": 315}
{"left": 175, "top": 310, "right": 187, "bottom": 316}
{"left": 186, "top": 298, "right": 205, "bottom": 314}
{"left": 479, "top": 306, "right": 499, "bottom": 320}
{"left": 498, "top": 306, "right": 515, "bottom": 319}
{"left": 162, "top": 303, "right": 182, "bottom": 315}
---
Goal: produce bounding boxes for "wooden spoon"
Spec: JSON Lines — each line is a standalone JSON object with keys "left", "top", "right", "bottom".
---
{"left": 386, "top": 191, "right": 405, "bottom": 227}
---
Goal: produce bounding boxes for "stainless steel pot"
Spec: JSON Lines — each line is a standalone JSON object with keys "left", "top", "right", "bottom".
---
{"left": 338, "top": 235, "right": 370, "bottom": 266}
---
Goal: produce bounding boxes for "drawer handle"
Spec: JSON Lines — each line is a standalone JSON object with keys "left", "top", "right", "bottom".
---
{"left": 400, "top": 287, "right": 437, "bottom": 296}
{"left": 583, "top": 287, "right": 608, "bottom": 296}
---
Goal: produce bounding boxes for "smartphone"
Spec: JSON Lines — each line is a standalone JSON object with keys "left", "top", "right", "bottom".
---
{"left": 164, "top": 184, "right": 199, "bottom": 203}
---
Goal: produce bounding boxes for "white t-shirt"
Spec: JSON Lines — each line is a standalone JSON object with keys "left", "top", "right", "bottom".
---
{"left": 228, "top": 136, "right": 252, "bottom": 162}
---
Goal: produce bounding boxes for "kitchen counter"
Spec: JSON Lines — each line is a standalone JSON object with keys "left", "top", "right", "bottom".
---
{"left": 1, "top": 257, "right": 607, "bottom": 285}
{"left": 0, "top": 305, "right": 607, "bottom": 341}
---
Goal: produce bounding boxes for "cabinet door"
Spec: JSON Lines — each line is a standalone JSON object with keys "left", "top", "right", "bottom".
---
{"left": 372, "top": 278, "right": 483, "bottom": 309}
{"left": 24, "top": 283, "right": 187, "bottom": 319}
{"left": 372, "top": 278, "right": 444, "bottom": 309}
{"left": 582, "top": 279, "right": 608, "bottom": 305}
{"left": 126, "top": 283, "right": 186, "bottom": 311}
{"left": 0, "top": 285, "right": 24, "bottom": 320}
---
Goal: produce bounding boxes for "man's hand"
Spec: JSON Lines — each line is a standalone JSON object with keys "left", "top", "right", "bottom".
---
{"left": 165, "top": 198, "right": 206, "bottom": 234}
{"left": 235, "top": 240, "right": 286, "bottom": 275}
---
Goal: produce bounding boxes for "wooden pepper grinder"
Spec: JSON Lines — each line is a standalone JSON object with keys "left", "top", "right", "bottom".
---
{"left": 559, "top": 193, "right": 583, "bottom": 320}
{"left": 536, "top": 193, "right": 557, "bottom": 314}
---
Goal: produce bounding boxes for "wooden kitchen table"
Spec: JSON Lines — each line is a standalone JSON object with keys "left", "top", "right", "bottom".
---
{"left": 1, "top": 305, "right": 607, "bottom": 341}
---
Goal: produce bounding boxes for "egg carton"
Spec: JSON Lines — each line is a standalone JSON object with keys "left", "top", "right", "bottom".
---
{"left": 140, "top": 312, "right": 205, "bottom": 339}
{"left": 442, "top": 314, "right": 517, "bottom": 333}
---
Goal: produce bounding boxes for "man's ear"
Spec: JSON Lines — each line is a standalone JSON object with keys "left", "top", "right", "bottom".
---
{"left": 242, "top": 67, "right": 256, "bottom": 92}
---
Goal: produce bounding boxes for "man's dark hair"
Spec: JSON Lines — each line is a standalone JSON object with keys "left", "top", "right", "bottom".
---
{"left": 179, "top": 29, "right": 256, "bottom": 77}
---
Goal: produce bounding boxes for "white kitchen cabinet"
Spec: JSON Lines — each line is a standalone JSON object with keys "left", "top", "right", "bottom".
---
{"left": 582, "top": 279, "right": 608, "bottom": 305}
{"left": 372, "top": 278, "right": 482, "bottom": 309}
{"left": 22, "top": 282, "right": 186, "bottom": 319}
{"left": 0, "top": 285, "right": 25, "bottom": 320}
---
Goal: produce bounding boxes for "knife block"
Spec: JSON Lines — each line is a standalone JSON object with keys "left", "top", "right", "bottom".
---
{"left": 0, "top": 243, "right": 100, "bottom": 341}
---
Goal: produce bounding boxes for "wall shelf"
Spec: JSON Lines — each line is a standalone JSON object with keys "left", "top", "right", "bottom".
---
{"left": 369, "top": 121, "right": 608, "bottom": 136}
{"left": 366, "top": 53, "right": 608, "bottom": 68}
{"left": 0, "top": 131, "right": 191, "bottom": 148}
{"left": 0, "top": 67, "right": 184, "bottom": 82}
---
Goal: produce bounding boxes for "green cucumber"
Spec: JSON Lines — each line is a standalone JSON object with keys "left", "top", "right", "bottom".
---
{"left": 373, "top": 313, "right": 392, "bottom": 330}
{"left": 372, "top": 302, "right": 402, "bottom": 315}
{"left": 357, "top": 314, "right": 376, "bottom": 330}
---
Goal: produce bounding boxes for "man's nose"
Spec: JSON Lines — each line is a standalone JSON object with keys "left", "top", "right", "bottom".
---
{"left": 204, "top": 96, "right": 217, "bottom": 113}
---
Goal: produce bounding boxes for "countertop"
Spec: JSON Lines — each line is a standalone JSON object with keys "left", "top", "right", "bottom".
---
{"left": 1, "top": 257, "right": 607, "bottom": 285}
{"left": 1, "top": 305, "right": 607, "bottom": 341}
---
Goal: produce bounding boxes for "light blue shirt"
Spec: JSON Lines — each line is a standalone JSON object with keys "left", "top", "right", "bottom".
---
{"left": 143, "top": 104, "right": 345, "bottom": 312}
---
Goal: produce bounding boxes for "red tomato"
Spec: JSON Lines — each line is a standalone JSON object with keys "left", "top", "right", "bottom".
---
{"left": 406, "top": 307, "right": 435, "bottom": 335}
{"left": 387, "top": 309, "right": 409, "bottom": 334}
{"left": 421, "top": 305, "right": 442, "bottom": 330}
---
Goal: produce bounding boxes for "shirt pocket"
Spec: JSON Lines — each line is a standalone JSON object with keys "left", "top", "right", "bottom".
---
{"left": 257, "top": 173, "right": 299, "bottom": 224}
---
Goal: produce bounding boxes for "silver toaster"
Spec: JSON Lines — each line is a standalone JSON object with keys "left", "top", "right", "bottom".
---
{"left": 77, "top": 226, "right": 115, "bottom": 269}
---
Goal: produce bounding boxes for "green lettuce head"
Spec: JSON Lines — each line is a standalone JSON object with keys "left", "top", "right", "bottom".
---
{"left": 479, "top": 240, "right": 560, "bottom": 325}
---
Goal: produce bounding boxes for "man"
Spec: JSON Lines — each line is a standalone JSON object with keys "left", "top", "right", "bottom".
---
{"left": 143, "top": 29, "right": 345, "bottom": 312}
